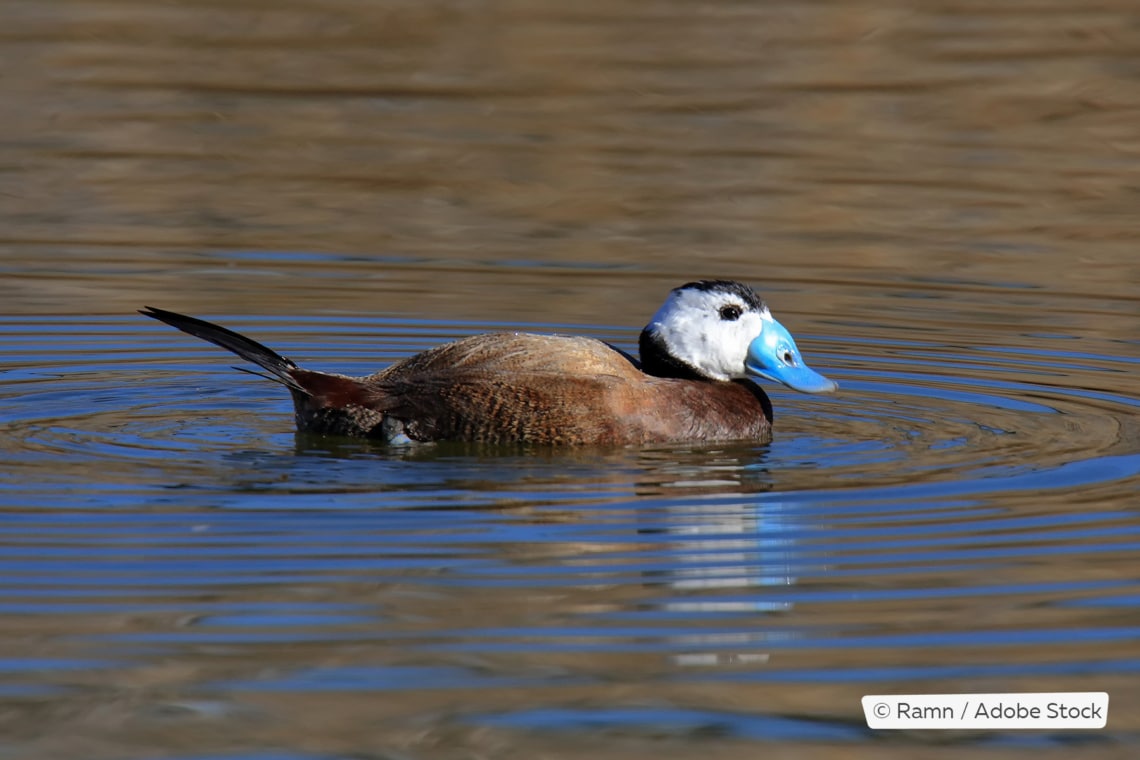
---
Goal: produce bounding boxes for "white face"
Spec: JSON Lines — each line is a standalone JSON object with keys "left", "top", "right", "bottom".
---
{"left": 645, "top": 285, "right": 772, "bottom": 381}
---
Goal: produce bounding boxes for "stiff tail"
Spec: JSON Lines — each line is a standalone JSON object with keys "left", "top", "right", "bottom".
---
{"left": 139, "top": 306, "right": 308, "bottom": 394}
{"left": 140, "top": 304, "right": 387, "bottom": 430}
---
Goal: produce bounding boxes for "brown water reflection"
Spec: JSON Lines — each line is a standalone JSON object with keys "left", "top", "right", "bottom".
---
{"left": 5, "top": 0, "right": 1140, "bottom": 325}
{"left": 3, "top": 1, "right": 1140, "bottom": 759}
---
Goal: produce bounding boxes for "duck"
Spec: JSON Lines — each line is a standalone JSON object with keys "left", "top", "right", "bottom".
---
{"left": 140, "top": 280, "right": 836, "bottom": 446}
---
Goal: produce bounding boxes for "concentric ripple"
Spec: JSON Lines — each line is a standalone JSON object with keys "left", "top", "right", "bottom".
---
{"left": 3, "top": 315, "right": 1136, "bottom": 496}
{"left": 768, "top": 334, "right": 1140, "bottom": 499}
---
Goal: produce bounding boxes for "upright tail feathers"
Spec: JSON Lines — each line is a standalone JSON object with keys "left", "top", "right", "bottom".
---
{"left": 139, "top": 306, "right": 307, "bottom": 394}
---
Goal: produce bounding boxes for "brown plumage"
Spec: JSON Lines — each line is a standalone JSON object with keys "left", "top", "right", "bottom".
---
{"left": 139, "top": 281, "right": 836, "bottom": 446}
{"left": 358, "top": 333, "right": 772, "bottom": 444}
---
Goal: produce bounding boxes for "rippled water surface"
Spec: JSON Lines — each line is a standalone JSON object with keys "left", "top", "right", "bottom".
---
{"left": 3, "top": 1, "right": 1140, "bottom": 759}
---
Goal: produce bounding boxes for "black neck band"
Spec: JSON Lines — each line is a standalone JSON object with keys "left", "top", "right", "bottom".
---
{"left": 638, "top": 329, "right": 707, "bottom": 380}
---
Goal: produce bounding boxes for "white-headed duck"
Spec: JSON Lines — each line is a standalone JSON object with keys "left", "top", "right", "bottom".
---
{"left": 140, "top": 280, "right": 836, "bottom": 445}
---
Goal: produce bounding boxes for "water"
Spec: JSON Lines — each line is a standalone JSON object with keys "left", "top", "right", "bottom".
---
{"left": 3, "top": 1, "right": 1140, "bottom": 758}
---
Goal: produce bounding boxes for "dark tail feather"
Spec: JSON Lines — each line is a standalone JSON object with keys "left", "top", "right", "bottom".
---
{"left": 139, "top": 306, "right": 307, "bottom": 394}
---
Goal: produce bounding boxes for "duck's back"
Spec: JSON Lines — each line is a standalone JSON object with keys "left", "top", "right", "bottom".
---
{"left": 374, "top": 332, "right": 643, "bottom": 381}
{"left": 292, "top": 332, "right": 771, "bottom": 445}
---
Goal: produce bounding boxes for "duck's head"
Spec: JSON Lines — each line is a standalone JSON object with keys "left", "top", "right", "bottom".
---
{"left": 639, "top": 279, "right": 837, "bottom": 393}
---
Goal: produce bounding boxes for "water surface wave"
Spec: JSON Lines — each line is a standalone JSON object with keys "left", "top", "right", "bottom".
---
{"left": 1, "top": 315, "right": 1136, "bottom": 752}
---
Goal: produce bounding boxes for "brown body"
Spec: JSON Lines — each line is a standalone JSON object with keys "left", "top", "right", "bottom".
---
{"left": 140, "top": 309, "right": 774, "bottom": 446}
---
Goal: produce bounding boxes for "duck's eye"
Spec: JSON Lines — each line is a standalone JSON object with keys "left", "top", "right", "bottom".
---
{"left": 718, "top": 304, "right": 743, "bottom": 321}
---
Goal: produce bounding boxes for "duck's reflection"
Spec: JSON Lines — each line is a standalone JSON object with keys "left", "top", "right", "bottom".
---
{"left": 629, "top": 446, "right": 808, "bottom": 666}
{"left": 651, "top": 494, "right": 805, "bottom": 666}
{"left": 655, "top": 499, "right": 796, "bottom": 612}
